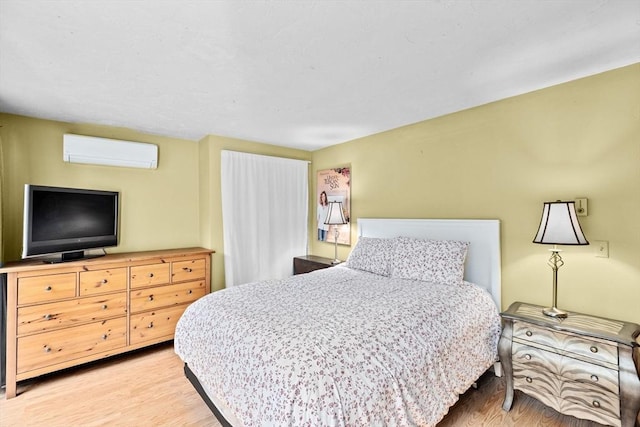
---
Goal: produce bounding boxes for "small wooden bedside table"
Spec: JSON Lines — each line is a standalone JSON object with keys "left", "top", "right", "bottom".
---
{"left": 293, "top": 255, "right": 338, "bottom": 275}
{"left": 498, "top": 301, "right": 640, "bottom": 427}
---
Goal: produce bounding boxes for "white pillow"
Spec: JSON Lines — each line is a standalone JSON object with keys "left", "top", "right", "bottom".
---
{"left": 344, "top": 237, "right": 395, "bottom": 276}
{"left": 390, "top": 237, "right": 469, "bottom": 285}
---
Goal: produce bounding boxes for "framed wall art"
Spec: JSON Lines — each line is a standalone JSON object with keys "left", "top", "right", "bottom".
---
{"left": 316, "top": 166, "right": 350, "bottom": 245}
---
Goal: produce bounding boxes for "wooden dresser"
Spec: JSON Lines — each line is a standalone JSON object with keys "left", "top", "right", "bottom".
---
{"left": 499, "top": 301, "right": 640, "bottom": 427}
{"left": 1, "top": 247, "right": 213, "bottom": 399}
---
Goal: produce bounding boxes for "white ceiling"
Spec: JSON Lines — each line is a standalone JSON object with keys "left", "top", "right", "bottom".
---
{"left": 0, "top": 1, "right": 638, "bottom": 151}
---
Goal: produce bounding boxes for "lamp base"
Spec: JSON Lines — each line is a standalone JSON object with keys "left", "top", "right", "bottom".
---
{"left": 542, "top": 306, "right": 568, "bottom": 318}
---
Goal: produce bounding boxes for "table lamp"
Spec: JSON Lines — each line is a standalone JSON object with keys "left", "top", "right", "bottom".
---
{"left": 324, "top": 201, "right": 348, "bottom": 264}
{"left": 533, "top": 200, "right": 589, "bottom": 318}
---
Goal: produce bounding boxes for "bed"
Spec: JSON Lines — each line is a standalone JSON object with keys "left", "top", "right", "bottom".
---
{"left": 174, "top": 218, "right": 502, "bottom": 426}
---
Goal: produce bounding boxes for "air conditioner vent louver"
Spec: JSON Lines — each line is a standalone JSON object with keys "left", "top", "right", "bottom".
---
{"left": 63, "top": 134, "right": 158, "bottom": 169}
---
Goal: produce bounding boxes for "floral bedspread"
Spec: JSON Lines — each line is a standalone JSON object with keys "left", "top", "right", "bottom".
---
{"left": 174, "top": 266, "right": 500, "bottom": 427}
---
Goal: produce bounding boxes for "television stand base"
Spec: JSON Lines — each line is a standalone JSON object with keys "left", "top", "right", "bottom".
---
{"left": 42, "top": 250, "right": 106, "bottom": 264}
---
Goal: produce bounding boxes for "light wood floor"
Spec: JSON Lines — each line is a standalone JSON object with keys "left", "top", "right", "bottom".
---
{"left": 0, "top": 343, "right": 613, "bottom": 426}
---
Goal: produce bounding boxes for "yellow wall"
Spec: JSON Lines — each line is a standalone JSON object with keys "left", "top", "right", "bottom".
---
{"left": 0, "top": 114, "right": 202, "bottom": 260}
{"left": 0, "top": 114, "right": 311, "bottom": 292}
{"left": 310, "top": 63, "right": 640, "bottom": 324}
{"left": 1, "top": 64, "right": 637, "bottom": 325}
{"left": 198, "top": 135, "right": 311, "bottom": 291}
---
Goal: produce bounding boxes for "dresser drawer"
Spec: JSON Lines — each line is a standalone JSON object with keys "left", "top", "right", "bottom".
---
{"left": 513, "top": 321, "right": 618, "bottom": 366}
{"left": 129, "top": 280, "right": 205, "bottom": 314}
{"left": 17, "top": 317, "right": 127, "bottom": 374}
{"left": 172, "top": 259, "right": 206, "bottom": 283}
{"left": 129, "top": 304, "right": 187, "bottom": 345}
{"left": 18, "top": 273, "right": 77, "bottom": 305}
{"left": 512, "top": 342, "right": 619, "bottom": 394}
{"left": 130, "top": 263, "right": 171, "bottom": 289}
{"left": 79, "top": 268, "right": 127, "bottom": 295}
{"left": 17, "top": 293, "right": 127, "bottom": 336}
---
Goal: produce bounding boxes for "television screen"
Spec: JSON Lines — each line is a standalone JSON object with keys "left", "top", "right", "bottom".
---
{"left": 22, "top": 185, "right": 119, "bottom": 262}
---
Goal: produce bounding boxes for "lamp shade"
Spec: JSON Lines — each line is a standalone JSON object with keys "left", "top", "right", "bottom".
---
{"left": 533, "top": 201, "right": 589, "bottom": 245}
{"left": 324, "top": 201, "right": 347, "bottom": 225}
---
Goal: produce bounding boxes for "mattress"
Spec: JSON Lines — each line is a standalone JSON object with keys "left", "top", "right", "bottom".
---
{"left": 175, "top": 265, "right": 501, "bottom": 426}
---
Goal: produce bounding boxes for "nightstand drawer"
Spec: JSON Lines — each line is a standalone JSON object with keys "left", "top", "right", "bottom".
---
{"left": 293, "top": 255, "right": 335, "bottom": 274}
{"left": 513, "top": 366, "right": 620, "bottom": 427}
{"left": 513, "top": 321, "right": 618, "bottom": 366}
{"left": 512, "top": 342, "right": 619, "bottom": 394}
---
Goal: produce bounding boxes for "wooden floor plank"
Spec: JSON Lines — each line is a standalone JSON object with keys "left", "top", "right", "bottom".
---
{"left": 0, "top": 342, "right": 622, "bottom": 426}
{"left": 1, "top": 343, "right": 218, "bottom": 427}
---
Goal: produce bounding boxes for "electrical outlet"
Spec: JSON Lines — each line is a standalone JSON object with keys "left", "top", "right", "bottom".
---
{"left": 593, "top": 240, "right": 609, "bottom": 258}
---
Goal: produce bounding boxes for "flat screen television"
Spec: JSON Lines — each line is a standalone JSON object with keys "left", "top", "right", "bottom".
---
{"left": 22, "top": 184, "right": 119, "bottom": 263}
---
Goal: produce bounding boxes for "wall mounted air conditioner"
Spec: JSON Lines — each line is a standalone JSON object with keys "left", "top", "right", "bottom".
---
{"left": 63, "top": 134, "right": 158, "bottom": 169}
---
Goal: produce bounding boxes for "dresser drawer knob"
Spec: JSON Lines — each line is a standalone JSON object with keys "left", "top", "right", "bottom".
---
{"left": 44, "top": 346, "right": 51, "bottom": 353}
{"left": 100, "top": 279, "right": 108, "bottom": 285}
{"left": 525, "top": 377, "right": 533, "bottom": 383}
{"left": 148, "top": 273, "right": 154, "bottom": 278}
{"left": 183, "top": 267, "right": 193, "bottom": 273}
{"left": 591, "top": 375, "right": 599, "bottom": 382}
{"left": 524, "top": 354, "right": 532, "bottom": 360}
{"left": 101, "top": 334, "right": 108, "bottom": 340}
{"left": 148, "top": 295, "right": 154, "bottom": 301}
{"left": 43, "top": 314, "right": 52, "bottom": 320}
{"left": 188, "top": 289, "right": 193, "bottom": 294}
{"left": 525, "top": 331, "right": 532, "bottom": 337}
{"left": 590, "top": 346, "right": 598, "bottom": 353}
{"left": 45, "top": 286, "right": 52, "bottom": 292}
{"left": 147, "top": 322, "right": 154, "bottom": 329}
{"left": 101, "top": 304, "right": 108, "bottom": 310}
{"left": 592, "top": 400, "right": 601, "bottom": 408}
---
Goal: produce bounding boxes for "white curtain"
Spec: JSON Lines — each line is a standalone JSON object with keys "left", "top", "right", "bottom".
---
{"left": 221, "top": 150, "right": 308, "bottom": 287}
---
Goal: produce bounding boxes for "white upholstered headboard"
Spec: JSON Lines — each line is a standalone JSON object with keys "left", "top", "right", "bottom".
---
{"left": 357, "top": 218, "right": 501, "bottom": 309}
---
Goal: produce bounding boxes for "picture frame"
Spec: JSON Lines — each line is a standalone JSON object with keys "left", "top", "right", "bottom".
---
{"left": 316, "top": 166, "right": 351, "bottom": 245}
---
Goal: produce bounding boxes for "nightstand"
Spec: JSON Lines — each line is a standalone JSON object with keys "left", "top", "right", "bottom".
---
{"left": 293, "top": 255, "right": 337, "bottom": 275}
{"left": 498, "top": 301, "right": 640, "bottom": 427}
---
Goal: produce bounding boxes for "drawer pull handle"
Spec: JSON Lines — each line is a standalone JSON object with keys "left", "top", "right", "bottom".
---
{"left": 100, "top": 279, "right": 108, "bottom": 285}
{"left": 45, "top": 286, "right": 52, "bottom": 292}
{"left": 525, "top": 331, "right": 532, "bottom": 337}
{"left": 591, "top": 375, "right": 599, "bottom": 382}
{"left": 43, "top": 314, "right": 52, "bottom": 320}
{"left": 147, "top": 322, "right": 154, "bottom": 329}
{"left": 524, "top": 354, "right": 532, "bottom": 360}
{"left": 183, "top": 267, "right": 193, "bottom": 273}
{"left": 188, "top": 289, "right": 193, "bottom": 294}
{"left": 101, "top": 304, "right": 108, "bottom": 310}
{"left": 148, "top": 295, "right": 154, "bottom": 301}
{"left": 101, "top": 334, "right": 108, "bottom": 340}
{"left": 592, "top": 400, "right": 601, "bottom": 408}
{"left": 525, "top": 377, "right": 533, "bottom": 383}
{"left": 44, "top": 346, "right": 51, "bottom": 353}
{"left": 590, "top": 346, "right": 598, "bottom": 353}
{"left": 148, "top": 273, "right": 154, "bottom": 278}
